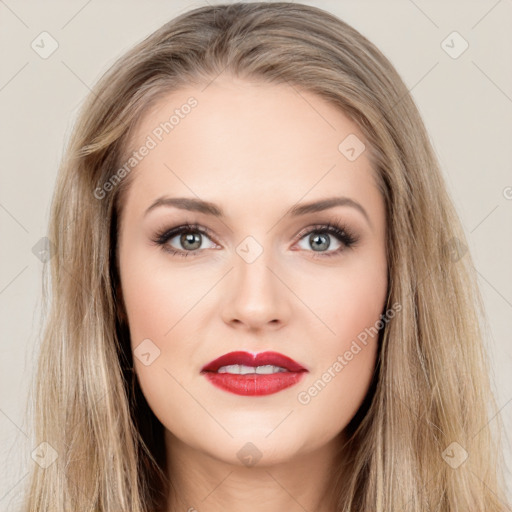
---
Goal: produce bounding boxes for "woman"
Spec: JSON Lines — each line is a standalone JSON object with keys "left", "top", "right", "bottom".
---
{"left": 24, "top": 2, "right": 510, "bottom": 511}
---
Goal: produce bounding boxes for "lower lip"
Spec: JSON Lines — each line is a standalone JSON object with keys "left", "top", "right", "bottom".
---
{"left": 202, "top": 371, "right": 306, "bottom": 396}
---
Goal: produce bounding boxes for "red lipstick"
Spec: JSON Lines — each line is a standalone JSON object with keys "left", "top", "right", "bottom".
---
{"left": 201, "top": 351, "right": 308, "bottom": 396}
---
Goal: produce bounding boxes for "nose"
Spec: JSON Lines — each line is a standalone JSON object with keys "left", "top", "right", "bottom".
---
{"left": 220, "top": 243, "right": 292, "bottom": 331}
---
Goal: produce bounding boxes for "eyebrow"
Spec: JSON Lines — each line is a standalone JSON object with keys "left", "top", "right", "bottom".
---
{"left": 144, "top": 195, "right": 372, "bottom": 227}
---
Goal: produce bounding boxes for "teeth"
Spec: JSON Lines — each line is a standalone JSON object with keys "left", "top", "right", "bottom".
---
{"left": 217, "top": 364, "right": 288, "bottom": 375}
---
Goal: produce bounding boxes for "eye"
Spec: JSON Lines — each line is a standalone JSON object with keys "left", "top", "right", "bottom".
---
{"left": 151, "top": 223, "right": 217, "bottom": 257}
{"left": 295, "top": 221, "right": 359, "bottom": 258}
{"left": 151, "top": 219, "right": 359, "bottom": 259}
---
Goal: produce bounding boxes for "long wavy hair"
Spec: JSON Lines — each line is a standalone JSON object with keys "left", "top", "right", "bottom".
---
{"left": 23, "top": 2, "right": 509, "bottom": 511}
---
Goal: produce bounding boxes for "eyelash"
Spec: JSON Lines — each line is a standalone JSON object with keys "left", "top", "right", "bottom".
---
{"left": 150, "top": 218, "right": 359, "bottom": 259}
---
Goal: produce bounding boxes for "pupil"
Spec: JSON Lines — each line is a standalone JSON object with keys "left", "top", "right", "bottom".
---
{"left": 311, "top": 233, "right": 330, "bottom": 251}
{"left": 181, "top": 232, "right": 201, "bottom": 250}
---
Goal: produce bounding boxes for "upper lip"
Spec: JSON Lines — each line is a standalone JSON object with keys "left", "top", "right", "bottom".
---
{"left": 201, "top": 351, "right": 308, "bottom": 373}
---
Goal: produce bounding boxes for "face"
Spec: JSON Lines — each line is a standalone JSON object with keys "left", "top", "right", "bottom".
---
{"left": 117, "top": 75, "right": 388, "bottom": 467}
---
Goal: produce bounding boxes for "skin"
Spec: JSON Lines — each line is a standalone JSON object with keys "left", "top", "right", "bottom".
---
{"left": 117, "top": 74, "right": 388, "bottom": 512}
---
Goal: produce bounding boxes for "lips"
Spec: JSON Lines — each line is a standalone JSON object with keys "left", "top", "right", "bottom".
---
{"left": 201, "top": 351, "right": 307, "bottom": 373}
{"left": 201, "top": 351, "right": 308, "bottom": 396}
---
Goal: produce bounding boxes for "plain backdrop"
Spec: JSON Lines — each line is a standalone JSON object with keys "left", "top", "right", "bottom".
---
{"left": 1, "top": 0, "right": 511, "bottom": 509}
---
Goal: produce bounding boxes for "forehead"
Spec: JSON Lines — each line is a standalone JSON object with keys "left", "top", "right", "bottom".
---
{"left": 121, "top": 76, "right": 380, "bottom": 219}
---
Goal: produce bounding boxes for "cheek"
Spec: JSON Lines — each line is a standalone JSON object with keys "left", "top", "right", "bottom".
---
{"left": 294, "top": 342, "right": 378, "bottom": 449}
{"left": 291, "top": 255, "right": 386, "bottom": 425}
{"left": 120, "top": 253, "right": 204, "bottom": 438}
{"left": 294, "top": 288, "right": 383, "bottom": 439}
{"left": 119, "top": 240, "right": 215, "bottom": 409}
{"left": 119, "top": 243, "right": 202, "bottom": 344}
{"left": 296, "top": 250, "right": 387, "bottom": 350}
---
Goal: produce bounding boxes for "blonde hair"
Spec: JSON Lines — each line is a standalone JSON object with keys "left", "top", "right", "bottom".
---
{"left": 24, "top": 2, "right": 510, "bottom": 511}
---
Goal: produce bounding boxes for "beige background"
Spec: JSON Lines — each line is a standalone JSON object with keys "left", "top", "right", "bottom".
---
{"left": 1, "top": 0, "right": 511, "bottom": 508}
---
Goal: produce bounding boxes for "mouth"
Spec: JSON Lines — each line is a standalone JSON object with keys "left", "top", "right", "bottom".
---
{"left": 200, "top": 351, "right": 308, "bottom": 396}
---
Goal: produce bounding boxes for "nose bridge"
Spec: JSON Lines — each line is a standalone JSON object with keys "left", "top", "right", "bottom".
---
{"left": 235, "top": 233, "right": 275, "bottom": 295}
{"left": 222, "top": 232, "right": 289, "bottom": 327}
